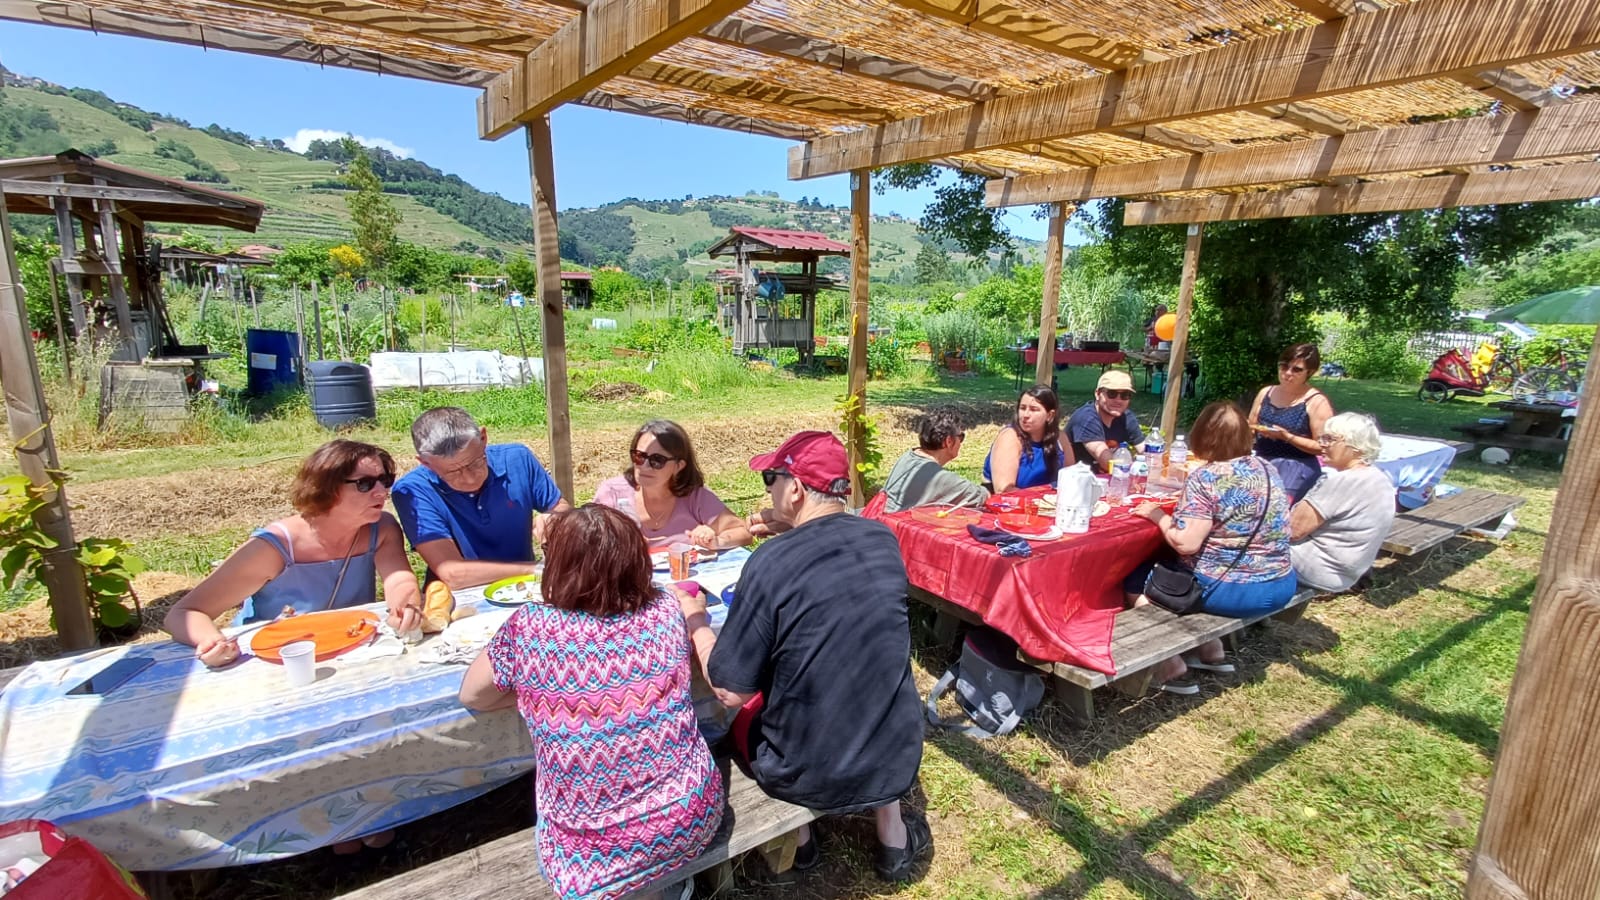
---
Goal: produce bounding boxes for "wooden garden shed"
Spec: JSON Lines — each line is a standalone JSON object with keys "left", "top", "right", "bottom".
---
{"left": 0, "top": 2, "right": 1599, "bottom": 895}
{"left": 706, "top": 226, "right": 849, "bottom": 361}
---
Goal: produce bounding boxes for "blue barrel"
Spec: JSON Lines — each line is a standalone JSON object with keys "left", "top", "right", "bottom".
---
{"left": 245, "top": 329, "right": 302, "bottom": 396}
{"left": 306, "top": 360, "right": 376, "bottom": 429}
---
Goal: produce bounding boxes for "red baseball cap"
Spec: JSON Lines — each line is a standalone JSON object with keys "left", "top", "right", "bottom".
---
{"left": 749, "top": 431, "right": 850, "bottom": 496}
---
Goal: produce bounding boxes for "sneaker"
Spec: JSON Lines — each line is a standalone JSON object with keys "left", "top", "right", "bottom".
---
{"left": 1183, "top": 655, "right": 1236, "bottom": 674}
{"left": 874, "top": 816, "right": 929, "bottom": 882}
{"left": 1158, "top": 679, "right": 1199, "bottom": 695}
{"left": 793, "top": 825, "right": 820, "bottom": 871}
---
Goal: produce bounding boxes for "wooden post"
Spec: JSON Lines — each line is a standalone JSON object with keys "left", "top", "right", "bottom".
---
{"left": 1468, "top": 326, "right": 1600, "bottom": 900}
{"left": 846, "top": 169, "right": 871, "bottom": 506}
{"left": 1034, "top": 202, "right": 1071, "bottom": 388}
{"left": 0, "top": 194, "right": 95, "bottom": 651}
{"left": 50, "top": 189, "right": 85, "bottom": 335}
{"left": 527, "top": 117, "right": 575, "bottom": 500}
{"left": 420, "top": 293, "right": 427, "bottom": 353}
{"left": 1159, "top": 224, "right": 1203, "bottom": 442}
{"left": 293, "top": 285, "right": 306, "bottom": 371}
{"left": 94, "top": 195, "right": 135, "bottom": 353}
{"left": 311, "top": 281, "right": 323, "bottom": 359}
{"left": 47, "top": 267, "right": 71, "bottom": 384}
{"left": 251, "top": 286, "right": 260, "bottom": 328}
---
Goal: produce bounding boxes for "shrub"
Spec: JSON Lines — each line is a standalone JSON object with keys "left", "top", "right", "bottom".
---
{"left": 1331, "top": 329, "right": 1426, "bottom": 383}
{"left": 924, "top": 310, "right": 995, "bottom": 362}
{"left": 867, "top": 337, "right": 908, "bottom": 379}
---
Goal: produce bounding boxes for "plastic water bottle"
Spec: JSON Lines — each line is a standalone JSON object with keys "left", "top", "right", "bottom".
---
{"left": 1130, "top": 457, "right": 1148, "bottom": 495}
{"left": 1143, "top": 428, "right": 1164, "bottom": 484}
{"left": 1169, "top": 434, "right": 1190, "bottom": 480}
{"left": 1107, "top": 445, "right": 1133, "bottom": 503}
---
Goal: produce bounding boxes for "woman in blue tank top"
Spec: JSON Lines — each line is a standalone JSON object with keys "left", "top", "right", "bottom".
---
{"left": 164, "top": 440, "right": 425, "bottom": 670}
{"left": 983, "top": 385, "right": 1065, "bottom": 492}
{"left": 1249, "top": 343, "right": 1334, "bottom": 503}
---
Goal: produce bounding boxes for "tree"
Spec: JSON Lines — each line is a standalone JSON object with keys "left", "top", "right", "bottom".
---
{"left": 1089, "top": 199, "right": 1579, "bottom": 399}
{"left": 272, "top": 240, "right": 339, "bottom": 287}
{"left": 505, "top": 254, "right": 537, "bottom": 295}
{"left": 341, "top": 137, "right": 400, "bottom": 278}
{"left": 877, "top": 164, "right": 1015, "bottom": 260}
{"left": 913, "top": 242, "right": 955, "bottom": 285}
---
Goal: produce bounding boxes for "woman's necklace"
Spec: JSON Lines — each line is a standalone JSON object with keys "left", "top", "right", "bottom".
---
{"left": 636, "top": 490, "right": 677, "bottom": 530}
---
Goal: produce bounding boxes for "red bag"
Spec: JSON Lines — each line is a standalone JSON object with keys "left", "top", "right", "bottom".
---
{"left": 0, "top": 820, "right": 147, "bottom": 899}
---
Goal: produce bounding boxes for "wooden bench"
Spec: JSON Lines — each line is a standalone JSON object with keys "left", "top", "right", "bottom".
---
{"left": 339, "top": 760, "right": 817, "bottom": 900}
{"left": 913, "top": 586, "right": 1316, "bottom": 726}
{"left": 1381, "top": 487, "right": 1525, "bottom": 557}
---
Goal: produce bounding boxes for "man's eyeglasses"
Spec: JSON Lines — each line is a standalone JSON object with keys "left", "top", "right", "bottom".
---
{"left": 1101, "top": 390, "right": 1134, "bottom": 401}
{"left": 631, "top": 450, "right": 677, "bottom": 470}
{"left": 345, "top": 473, "right": 396, "bottom": 493}
{"left": 761, "top": 469, "right": 790, "bottom": 487}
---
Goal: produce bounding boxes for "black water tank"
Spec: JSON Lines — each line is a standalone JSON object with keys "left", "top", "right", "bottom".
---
{"left": 306, "top": 360, "right": 376, "bottom": 429}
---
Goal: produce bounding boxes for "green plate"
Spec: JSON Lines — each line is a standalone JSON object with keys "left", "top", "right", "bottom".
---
{"left": 483, "top": 573, "right": 541, "bottom": 607}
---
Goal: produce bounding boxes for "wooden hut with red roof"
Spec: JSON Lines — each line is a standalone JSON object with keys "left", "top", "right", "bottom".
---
{"left": 706, "top": 226, "right": 848, "bottom": 362}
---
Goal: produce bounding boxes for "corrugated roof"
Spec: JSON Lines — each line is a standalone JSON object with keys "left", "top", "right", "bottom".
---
{"left": 728, "top": 226, "right": 851, "bottom": 254}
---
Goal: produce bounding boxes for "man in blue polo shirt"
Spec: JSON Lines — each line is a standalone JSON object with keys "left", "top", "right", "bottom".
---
{"left": 391, "top": 407, "right": 571, "bottom": 589}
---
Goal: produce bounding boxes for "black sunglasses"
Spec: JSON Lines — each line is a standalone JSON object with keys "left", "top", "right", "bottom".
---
{"left": 1101, "top": 390, "right": 1134, "bottom": 400}
{"left": 630, "top": 450, "right": 677, "bottom": 470}
{"left": 345, "top": 473, "right": 396, "bottom": 493}
{"left": 761, "top": 469, "right": 790, "bottom": 487}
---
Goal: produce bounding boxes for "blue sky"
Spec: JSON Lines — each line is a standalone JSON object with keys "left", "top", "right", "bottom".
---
{"left": 0, "top": 22, "right": 1057, "bottom": 241}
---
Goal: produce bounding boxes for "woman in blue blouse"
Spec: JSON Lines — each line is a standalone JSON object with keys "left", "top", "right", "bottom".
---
{"left": 983, "top": 385, "right": 1065, "bottom": 492}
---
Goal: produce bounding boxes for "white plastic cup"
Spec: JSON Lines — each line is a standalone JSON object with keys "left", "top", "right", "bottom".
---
{"left": 280, "top": 640, "right": 317, "bottom": 688}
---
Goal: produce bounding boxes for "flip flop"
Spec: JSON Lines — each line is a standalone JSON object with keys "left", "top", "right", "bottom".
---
{"left": 1157, "top": 680, "right": 1199, "bottom": 695}
{"left": 1183, "top": 656, "right": 1236, "bottom": 673}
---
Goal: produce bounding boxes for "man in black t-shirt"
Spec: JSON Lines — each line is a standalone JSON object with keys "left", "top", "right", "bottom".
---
{"left": 677, "top": 431, "right": 929, "bottom": 882}
{"left": 1066, "top": 369, "right": 1144, "bottom": 468}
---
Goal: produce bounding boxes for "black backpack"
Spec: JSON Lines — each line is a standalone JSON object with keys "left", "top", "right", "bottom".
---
{"left": 924, "top": 627, "right": 1044, "bottom": 738}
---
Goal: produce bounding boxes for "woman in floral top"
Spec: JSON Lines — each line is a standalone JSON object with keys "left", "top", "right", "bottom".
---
{"left": 1129, "top": 401, "right": 1297, "bottom": 693}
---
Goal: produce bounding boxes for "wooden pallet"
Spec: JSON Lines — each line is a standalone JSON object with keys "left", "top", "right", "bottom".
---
{"left": 1381, "top": 488, "right": 1525, "bottom": 557}
{"left": 337, "top": 759, "right": 817, "bottom": 900}
{"left": 912, "top": 586, "right": 1315, "bottom": 726}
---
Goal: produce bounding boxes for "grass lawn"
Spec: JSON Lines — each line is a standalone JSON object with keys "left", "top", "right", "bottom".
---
{"left": 0, "top": 356, "right": 1562, "bottom": 898}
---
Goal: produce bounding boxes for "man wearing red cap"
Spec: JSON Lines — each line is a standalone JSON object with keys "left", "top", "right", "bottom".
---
{"left": 676, "top": 431, "right": 929, "bottom": 882}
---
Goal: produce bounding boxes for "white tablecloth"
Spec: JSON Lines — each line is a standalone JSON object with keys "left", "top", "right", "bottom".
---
{"left": 0, "top": 549, "right": 749, "bottom": 871}
{"left": 1375, "top": 435, "right": 1457, "bottom": 510}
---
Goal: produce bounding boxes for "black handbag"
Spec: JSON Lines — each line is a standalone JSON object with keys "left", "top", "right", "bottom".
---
{"left": 1144, "top": 460, "right": 1273, "bottom": 615}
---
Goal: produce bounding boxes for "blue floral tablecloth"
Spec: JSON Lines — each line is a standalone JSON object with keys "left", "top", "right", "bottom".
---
{"left": 0, "top": 548, "right": 747, "bottom": 872}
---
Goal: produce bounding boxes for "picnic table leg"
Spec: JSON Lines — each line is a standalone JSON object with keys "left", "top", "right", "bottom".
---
{"left": 700, "top": 860, "right": 735, "bottom": 897}
{"left": 932, "top": 610, "right": 962, "bottom": 649}
{"left": 1053, "top": 678, "right": 1095, "bottom": 726}
{"left": 757, "top": 829, "right": 801, "bottom": 873}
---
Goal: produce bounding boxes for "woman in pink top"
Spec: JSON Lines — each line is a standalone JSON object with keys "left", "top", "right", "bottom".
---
{"left": 594, "top": 420, "right": 753, "bottom": 550}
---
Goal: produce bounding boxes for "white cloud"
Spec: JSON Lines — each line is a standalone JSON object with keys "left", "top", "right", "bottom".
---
{"left": 282, "top": 128, "right": 414, "bottom": 158}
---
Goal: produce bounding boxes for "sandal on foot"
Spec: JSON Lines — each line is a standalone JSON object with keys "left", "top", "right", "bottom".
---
{"left": 1157, "top": 680, "right": 1199, "bottom": 695}
{"left": 793, "top": 824, "right": 821, "bottom": 871}
{"left": 1183, "top": 656, "right": 1236, "bottom": 673}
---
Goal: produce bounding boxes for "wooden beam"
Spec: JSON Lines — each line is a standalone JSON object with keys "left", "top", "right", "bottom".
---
{"left": 986, "top": 100, "right": 1600, "bottom": 206}
{"left": 1159, "top": 225, "right": 1202, "bottom": 444}
{"left": 525, "top": 118, "right": 574, "bottom": 501}
{"left": 1468, "top": 67, "right": 1568, "bottom": 109}
{"left": 94, "top": 192, "right": 135, "bottom": 351}
{"left": 882, "top": 0, "right": 1156, "bottom": 69}
{"left": 1258, "top": 101, "right": 1364, "bottom": 136}
{"left": 0, "top": 0, "right": 497, "bottom": 86}
{"left": 0, "top": 179, "right": 247, "bottom": 207}
{"left": 0, "top": 192, "right": 94, "bottom": 651}
{"left": 1280, "top": 0, "right": 1381, "bottom": 21}
{"left": 575, "top": 90, "right": 819, "bottom": 140}
{"left": 479, "top": 0, "right": 752, "bottom": 139}
{"left": 789, "top": 0, "right": 1600, "bottom": 179}
{"left": 1033, "top": 203, "right": 1069, "bottom": 387}
{"left": 1123, "top": 162, "right": 1600, "bottom": 225}
{"left": 1467, "top": 327, "right": 1600, "bottom": 900}
{"left": 846, "top": 170, "right": 870, "bottom": 507}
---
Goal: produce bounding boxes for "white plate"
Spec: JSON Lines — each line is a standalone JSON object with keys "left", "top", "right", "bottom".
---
{"left": 1000, "top": 525, "right": 1062, "bottom": 541}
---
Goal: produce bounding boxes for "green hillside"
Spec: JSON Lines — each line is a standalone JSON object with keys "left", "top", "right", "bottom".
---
{"left": 0, "top": 73, "right": 1032, "bottom": 279}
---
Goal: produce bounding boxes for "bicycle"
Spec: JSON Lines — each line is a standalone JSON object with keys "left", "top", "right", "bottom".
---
{"left": 1508, "top": 338, "right": 1588, "bottom": 399}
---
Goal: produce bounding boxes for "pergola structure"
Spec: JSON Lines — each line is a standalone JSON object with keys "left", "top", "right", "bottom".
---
{"left": 0, "top": 1, "right": 1598, "bottom": 895}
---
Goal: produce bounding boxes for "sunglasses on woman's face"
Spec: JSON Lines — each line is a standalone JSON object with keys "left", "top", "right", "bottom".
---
{"left": 345, "top": 473, "right": 396, "bottom": 493}
{"left": 631, "top": 449, "right": 677, "bottom": 470}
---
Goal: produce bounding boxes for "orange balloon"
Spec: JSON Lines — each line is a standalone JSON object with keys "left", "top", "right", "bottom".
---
{"left": 1154, "top": 313, "right": 1177, "bottom": 342}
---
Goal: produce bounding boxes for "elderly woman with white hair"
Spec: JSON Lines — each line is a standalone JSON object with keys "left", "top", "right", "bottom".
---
{"left": 1288, "top": 412, "right": 1397, "bottom": 593}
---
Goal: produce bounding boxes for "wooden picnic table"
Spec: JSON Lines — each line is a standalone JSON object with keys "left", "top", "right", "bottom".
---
{"left": 1454, "top": 399, "right": 1575, "bottom": 455}
{"left": 869, "top": 488, "right": 1164, "bottom": 674}
{"left": 0, "top": 551, "right": 749, "bottom": 873}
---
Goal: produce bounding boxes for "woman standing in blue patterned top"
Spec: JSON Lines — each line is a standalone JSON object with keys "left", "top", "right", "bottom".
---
{"left": 1130, "top": 402, "right": 1297, "bottom": 692}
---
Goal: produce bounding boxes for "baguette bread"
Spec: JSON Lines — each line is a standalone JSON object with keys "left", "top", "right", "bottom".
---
{"left": 422, "top": 580, "right": 454, "bottom": 633}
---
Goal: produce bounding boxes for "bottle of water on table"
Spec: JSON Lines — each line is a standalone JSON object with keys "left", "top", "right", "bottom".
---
{"left": 1169, "top": 434, "right": 1190, "bottom": 483}
{"left": 1107, "top": 445, "right": 1133, "bottom": 503}
{"left": 1143, "top": 427, "right": 1164, "bottom": 485}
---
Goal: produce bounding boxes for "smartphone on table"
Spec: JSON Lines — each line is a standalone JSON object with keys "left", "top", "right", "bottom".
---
{"left": 65, "top": 657, "right": 154, "bottom": 697}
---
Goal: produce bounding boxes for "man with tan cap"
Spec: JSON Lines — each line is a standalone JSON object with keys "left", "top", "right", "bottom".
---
{"left": 1066, "top": 370, "right": 1145, "bottom": 468}
{"left": 675, "top": 430, "right": 929, "bottom": 882}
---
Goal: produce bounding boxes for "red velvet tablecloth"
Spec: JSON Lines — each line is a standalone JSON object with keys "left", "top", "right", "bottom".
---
{"left": 870, "top": 492, "right": 1162, "bottom": 675}
{"left": 1022, "top": 348, "right": 1127, "bottom": 367}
